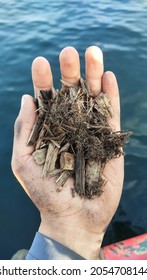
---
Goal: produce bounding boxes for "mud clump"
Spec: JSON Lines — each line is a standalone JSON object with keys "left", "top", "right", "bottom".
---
{"left": 28, "top": 78, "right": 131, "bottom": 199}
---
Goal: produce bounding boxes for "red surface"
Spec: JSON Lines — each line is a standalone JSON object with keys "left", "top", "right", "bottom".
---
{"left": 103, "top": 233, "right": 147, "bottom": 260}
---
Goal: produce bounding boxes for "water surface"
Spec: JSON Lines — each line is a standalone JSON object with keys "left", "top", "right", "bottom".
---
{"left": 0, "top": 0, "right": 147, "bottom": 259}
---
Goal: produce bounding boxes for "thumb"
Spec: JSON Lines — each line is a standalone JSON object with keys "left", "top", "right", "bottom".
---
{"left": 12, "top": 94, "right": 37, "bottom": 158}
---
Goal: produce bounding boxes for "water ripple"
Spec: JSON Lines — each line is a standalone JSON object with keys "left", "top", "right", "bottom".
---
{"left": 0, "top": 0, "right": 147, "bottom": 258}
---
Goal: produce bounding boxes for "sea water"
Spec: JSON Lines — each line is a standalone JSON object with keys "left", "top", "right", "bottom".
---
{"left": 0, "top": 0, "right": 147, "bottom": 259}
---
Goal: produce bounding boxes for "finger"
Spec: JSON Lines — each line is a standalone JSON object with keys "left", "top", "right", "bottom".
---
{"left": 102, "top": 71, "right": 120, "bottom": 131}
{"left": 85, "top": 46, "right": 104, "bottom": 96}
{"left": 12, "top": 95, "right": 37, "bottom": 158}
{"left": 32, "top": 56, "right": 53, "bottom": 98}
{"left": 59, "top": 46, "right": 80, "bottom": 85}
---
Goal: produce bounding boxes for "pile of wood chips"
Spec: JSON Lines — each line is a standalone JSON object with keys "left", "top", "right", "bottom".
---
{"left": 27, "top": 78, "right": 131, "bottom": 199}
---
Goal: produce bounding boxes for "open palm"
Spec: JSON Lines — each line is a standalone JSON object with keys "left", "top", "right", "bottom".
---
{"left": 12, "top": 46, "right": 124, "bottom": 259}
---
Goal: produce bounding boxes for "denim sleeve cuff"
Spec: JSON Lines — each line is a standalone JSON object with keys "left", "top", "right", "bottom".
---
{"left": 26, "top": 232, "right": 85, "bottom": 260}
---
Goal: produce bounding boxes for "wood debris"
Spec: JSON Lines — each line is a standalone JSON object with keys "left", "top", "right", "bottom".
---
{"left": 28, "top": 78, "right": 132, "bottom": 199}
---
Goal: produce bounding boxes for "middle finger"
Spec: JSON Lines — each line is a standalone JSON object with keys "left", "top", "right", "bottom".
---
{"left": 85, "top": 46, "right": 104, "bottom": 96}
{"left": 59, "top": 46, "right": 80, "bottom": 85}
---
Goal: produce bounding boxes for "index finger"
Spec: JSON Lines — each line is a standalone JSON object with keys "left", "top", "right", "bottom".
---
{"left": 32, "top": 56, "right": 53, "bottom": 98}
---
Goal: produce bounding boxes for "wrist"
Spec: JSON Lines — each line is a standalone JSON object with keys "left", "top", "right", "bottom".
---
{"left": 39, "top": 213, "right": 104, "bottom": 260}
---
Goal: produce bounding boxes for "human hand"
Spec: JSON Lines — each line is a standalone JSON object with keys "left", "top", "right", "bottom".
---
{"left": 12, "top": 46, "right": 124, "bottom": 259}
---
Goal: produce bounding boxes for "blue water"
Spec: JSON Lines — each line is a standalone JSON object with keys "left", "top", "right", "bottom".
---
{"left": 0, "top": 0, "right": 147, "bottom": 259}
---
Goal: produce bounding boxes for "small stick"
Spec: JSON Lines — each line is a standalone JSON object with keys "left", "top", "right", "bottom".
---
{"left": 61, "top": 124, "right": 77, "bottom": 132}
{"left": 43, "top": 123, "right": 54, "bottom": 136}
{"left": 58, "top": 143, "right": 70, "bottom": 154}
{"left": 75, "top": 149, "right": 85, "bottom": 196}
{"left": 41, "top": 133, "right": 66, "bottom": 141}
{"left": 42, "top": 143, "right": 58, "bottom": 177}
{"left": 56, "top": 171, "right": 71, "bottom": 187}
{"left": 35, "top": 125, "right": 46, "bottom": 150}
{"left": 27, "top": 115, "right": 43, "bottom": 146}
